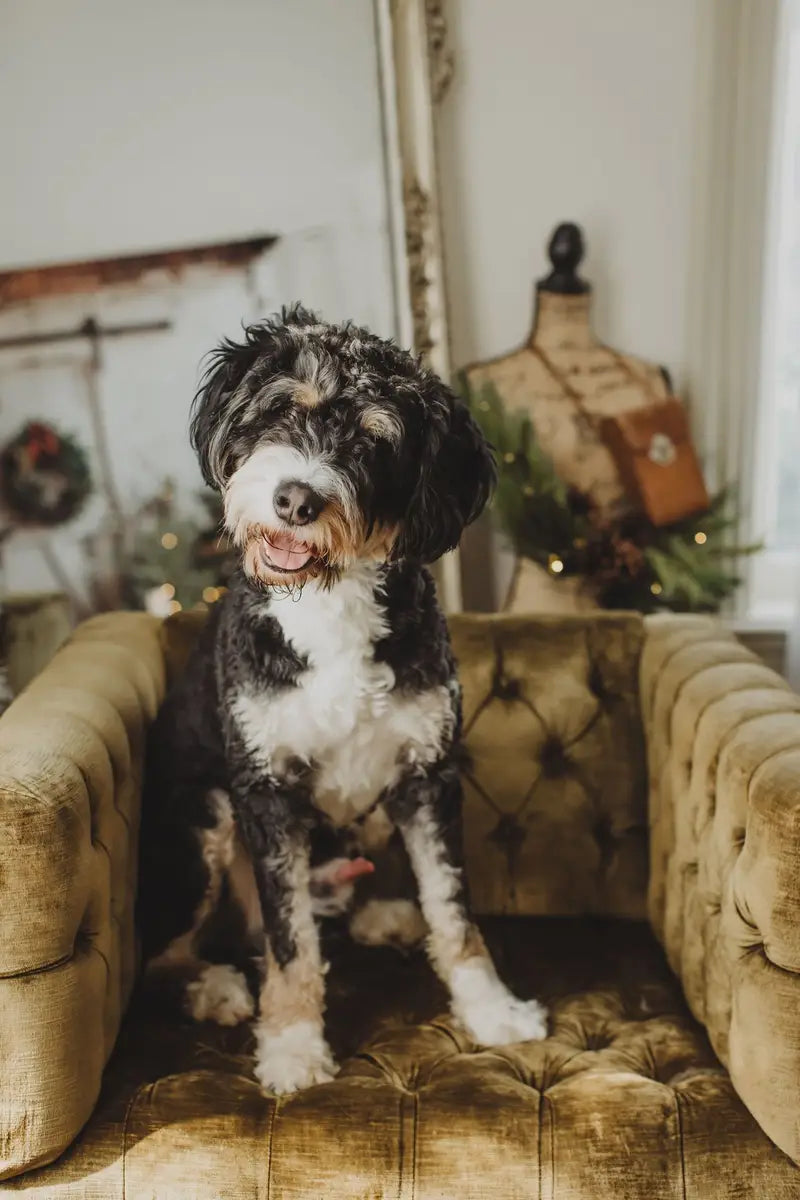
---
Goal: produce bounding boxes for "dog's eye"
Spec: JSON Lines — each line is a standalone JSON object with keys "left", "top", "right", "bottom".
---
{"left": 360, "top": 408, "right": 402, "bottom": 443}
{"left": 256, "top": 393, "right": 292, "bottom": 421}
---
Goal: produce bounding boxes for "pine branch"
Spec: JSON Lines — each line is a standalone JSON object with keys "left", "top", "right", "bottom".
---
{"left": 461, "top": 375, "right": 760, "bottom": 614}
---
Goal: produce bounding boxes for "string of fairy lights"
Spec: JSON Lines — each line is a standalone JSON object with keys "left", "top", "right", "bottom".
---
{"left": 129, "top": 516, "right": 228, "bottom": 616}
{"left": 153, "top": 526, "right": 224, "bottom": 614}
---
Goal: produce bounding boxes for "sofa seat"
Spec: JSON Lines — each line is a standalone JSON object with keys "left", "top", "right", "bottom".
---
{"left": 5, "top": 917, "right": 795, "bottom": 1200}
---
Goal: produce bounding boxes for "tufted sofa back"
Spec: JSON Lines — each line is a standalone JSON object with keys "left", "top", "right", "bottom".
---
{"left": 450, "top": 612, "right": 648, "bottom": 918}
{"left": 161, "top": 607, "right": 649, "bottom": 919}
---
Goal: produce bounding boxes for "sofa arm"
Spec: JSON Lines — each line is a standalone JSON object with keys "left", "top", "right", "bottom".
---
{"left": 641, "top": 613, "right": 800, "bottom": 1160}
{"left": 0, "top": 612, "right": 164, "bottom": 1180}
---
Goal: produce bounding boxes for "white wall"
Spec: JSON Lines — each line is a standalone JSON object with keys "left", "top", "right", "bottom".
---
{"left": 0, "top": 0, "right": 399, "bottom": 603}
{"left": 0, "top": 0, "right": 389, "bottom": 271}
{"left": 0, "top": 233, "right": 383, "bottom": 605}
{"left": 437, "top": 0, "right": 700, "bottom": 386}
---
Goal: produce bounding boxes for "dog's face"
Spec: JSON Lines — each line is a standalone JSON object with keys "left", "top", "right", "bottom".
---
{"left": 190, "top": 306, "right": 495, "bottom": 589}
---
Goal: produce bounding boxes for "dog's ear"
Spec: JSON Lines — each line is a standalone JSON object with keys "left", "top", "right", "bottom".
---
{"left": 394, "top": 378, "right": 496, "bottom": 564}
{"left": 190, "top": 341, "right": 252, "bottom": 488}
{"left": 190, "top": 306, "right": 322, "bottom": 488}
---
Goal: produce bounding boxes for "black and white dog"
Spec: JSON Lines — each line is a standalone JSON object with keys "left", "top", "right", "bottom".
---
{"left": 138, "top": 306, "right": 547, "bottom": 1095}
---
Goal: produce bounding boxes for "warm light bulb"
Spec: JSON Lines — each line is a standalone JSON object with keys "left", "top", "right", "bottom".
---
{"left": 202, "top": 586, "right": 220, "bottom": 603}
{"left": 651, "top": 582, "right": 663, "bottom": 595}
{"left": 161, "top": 532, "right": 179, "bottom": 550}
{"left": 167, "top": 599, "right": 183, "bottom": 614}
{"left": 160, "top": 582, "right": 175, "bottom": 599}
{"left": 694, "top": 531, "right": 707, "bottom": 545}
{"left": 548, "top": 556, "right": 564, "bottom": 575}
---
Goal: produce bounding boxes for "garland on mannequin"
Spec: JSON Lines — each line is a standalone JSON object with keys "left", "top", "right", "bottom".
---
{"left": 465, "top": 381, "right": 759, "bottom": 614}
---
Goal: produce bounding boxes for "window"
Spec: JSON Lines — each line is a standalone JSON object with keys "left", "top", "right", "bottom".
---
{"left": 750, "top": 0, "right": 800, "bottom": 621}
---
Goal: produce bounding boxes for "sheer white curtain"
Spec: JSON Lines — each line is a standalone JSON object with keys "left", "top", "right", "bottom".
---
{"left": 755, "top": 0, "right": 800, "bottom": 677}
{"left": 687, "top": 0, "right": 799, "bottom": 670}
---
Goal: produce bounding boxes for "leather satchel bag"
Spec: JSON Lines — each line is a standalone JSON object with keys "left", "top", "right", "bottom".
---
{"left": 531, "top": 344, "right": 710, "bottom": 526}
{"left": 599, "top": 398, "right": 710, "bottom": 526}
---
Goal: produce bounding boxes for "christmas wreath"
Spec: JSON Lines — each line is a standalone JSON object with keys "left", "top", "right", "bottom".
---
{"left": 0, "top": 421, "right": 92, "bottom": 527}
{"left": 466, "top": 382, "right": 759, "bottom": 614}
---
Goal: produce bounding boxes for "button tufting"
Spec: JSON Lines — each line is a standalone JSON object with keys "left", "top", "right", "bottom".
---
{"left": 493, "top": 675, "right": 522, "bottom": 702}
{"left": 488, "top": 813, "right": 528, "bottom": 857}
{"left": 583, "top": 1032, "right": 612, "bottom": 1051}
{"left": 74, "top": 924, "right": 94, "bottom": 956}
{"left": 540, "top": 736, "right": 570, "bottom": 778}
{"left": 489, "top": 646, "right": 524, "bottom": 704}
{"left": 587, "top": 663, "right": 610, "bottom": 704}
{"left": 591, "top": 816, "right": 618, "bottom": 872}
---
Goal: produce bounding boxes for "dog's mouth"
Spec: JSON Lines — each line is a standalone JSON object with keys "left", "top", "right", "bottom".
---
{"left": 260, "top": 531, "right": 317, "bottom": 574}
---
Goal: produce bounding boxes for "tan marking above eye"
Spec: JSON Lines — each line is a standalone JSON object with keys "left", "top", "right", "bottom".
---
{"left": 292, "top": 380, "right": 322, "bottom": 408}
{"left": 360, "top": 407, "right": 402, "bottom": 442}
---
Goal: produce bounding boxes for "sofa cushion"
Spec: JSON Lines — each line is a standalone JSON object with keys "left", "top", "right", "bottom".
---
{"left": 4, "top": 918, "right": 795, "bottom": 1199}
{"left": 450, "top": 613, "right": 648, "bottom": 918}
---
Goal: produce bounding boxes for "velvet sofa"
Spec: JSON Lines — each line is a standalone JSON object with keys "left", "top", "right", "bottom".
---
{"left": 1, "top": 609, "right": 800, "bottom": 1197}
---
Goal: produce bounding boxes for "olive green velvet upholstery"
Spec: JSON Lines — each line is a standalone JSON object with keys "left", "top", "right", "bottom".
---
{"left": 643, "top": 613, "right": 800, "bottom": 1165}
{"left": 0, "top": 613, "right": 164, "bottom": 1181}
{"left": 5, "top": 920, "right": 798, "bottom": 1199}
{"left": 1, "top": 608, "right": 799, "bottom": 1197}
{"left": 451, "top": 614, "right": 647, "bottom": 918}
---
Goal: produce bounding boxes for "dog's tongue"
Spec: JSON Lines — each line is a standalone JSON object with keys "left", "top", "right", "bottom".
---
{"left": 334, "top": 857, "right": 375, "bottom": 884}
{"left": 264, "top": 531, "right": 313, "bottom": 570}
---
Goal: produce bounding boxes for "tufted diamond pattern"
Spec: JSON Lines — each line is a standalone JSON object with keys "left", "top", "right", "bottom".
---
{"left": 4, "top": 609, "right": 800, "bottom": 1195}
{"left": 4, "top": 919, "right": 796, "bottom": 1199}
{"left": 642, "top": 613, "right": 800, "bottom": 1165}
{"left": 449, "top": 614, "right": 648, "bottom": 918}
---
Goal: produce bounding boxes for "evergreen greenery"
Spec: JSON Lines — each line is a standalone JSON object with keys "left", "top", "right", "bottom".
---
{"left": 463, "top": 379, "right": 760, "bottom": 613}
{"left": 123, "top": 485, "right": 231, "bottom": 614}
{"left": 0, "top": 421, "right": 92, "bottom": 526}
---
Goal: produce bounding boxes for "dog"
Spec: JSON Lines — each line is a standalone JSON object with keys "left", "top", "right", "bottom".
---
{"left": 137, "top": 305, "right": 548, "bottom": 1095}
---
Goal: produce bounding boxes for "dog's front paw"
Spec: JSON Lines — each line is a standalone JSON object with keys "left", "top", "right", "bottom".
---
{"left": 450, "top": 959, "right": 548, "bottom": 1046}
{"left": 457, "top": 992, "right": 549, "bottom": 1046}
{"left": 185, "top": 964, "right": 255, "bottom": 1026}
{"left": 253, "top": 1020, "right": 337, "bottom": 1095}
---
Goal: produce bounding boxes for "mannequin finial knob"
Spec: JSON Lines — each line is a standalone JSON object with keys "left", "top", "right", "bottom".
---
{"left": 537, "top": 222, "right": 590, "bottom": 295}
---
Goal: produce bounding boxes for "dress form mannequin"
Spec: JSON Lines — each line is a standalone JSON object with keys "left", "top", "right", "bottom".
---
{"left": 464, "top": 223, "right": 671, "bottom": 611}
{"left": 465, "top": 223, "right": 671, "bottom": 518}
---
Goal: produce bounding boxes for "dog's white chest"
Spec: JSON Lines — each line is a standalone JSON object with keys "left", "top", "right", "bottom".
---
{"left": 232, "top": 567, "right": 453, "bottom": 825}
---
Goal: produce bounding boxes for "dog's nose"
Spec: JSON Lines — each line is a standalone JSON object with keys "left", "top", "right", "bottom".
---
{"left": 273, "top": 481, "right": 324, "bottom": 526}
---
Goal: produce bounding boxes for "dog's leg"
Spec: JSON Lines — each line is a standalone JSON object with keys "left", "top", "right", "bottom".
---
{"left": 347, "top": 812, "right": 427, "bottom": 948}
{"left": 387, "top": 759, "right": 548, "bottom": 1046}
{"left": 348, "top": 898, "right": 427, "bottom": 949}
{"left": 234, "top": 794, "right": 335, "bottom": 1095}
{"left": 145, "top": 789, "right": 254, "bottom": 1027}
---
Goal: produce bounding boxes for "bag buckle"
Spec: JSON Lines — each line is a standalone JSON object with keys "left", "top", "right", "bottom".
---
{"left": 648, "top": 432, "right": 677, "bottom": 466}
